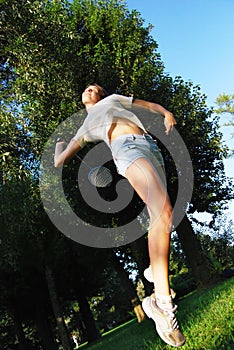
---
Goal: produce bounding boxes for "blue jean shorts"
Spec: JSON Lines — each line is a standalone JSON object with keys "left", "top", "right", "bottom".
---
{"left": 110, "top": 134, "right": 164, "bottom": 177}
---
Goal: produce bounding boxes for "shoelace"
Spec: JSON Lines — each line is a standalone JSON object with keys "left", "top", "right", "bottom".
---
{"left": 152, "top": 298, "right": 180, "bottom": 331}
{"left": 165, "top": 305, "right": 179, "bottom": 330}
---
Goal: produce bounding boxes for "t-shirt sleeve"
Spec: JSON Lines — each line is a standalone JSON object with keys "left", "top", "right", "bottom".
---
{"left": 112, "top": 94, "right": 133, "bottom": 109}
{"left": 72, "top": 124, "right": 86, "bottom": 148}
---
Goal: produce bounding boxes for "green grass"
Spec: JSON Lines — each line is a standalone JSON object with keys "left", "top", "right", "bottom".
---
{"left": 79, "top": 278, "right": 234, "bottom": 350}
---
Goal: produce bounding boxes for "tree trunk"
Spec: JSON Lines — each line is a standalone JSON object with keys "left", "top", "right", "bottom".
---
{"left": 66, "top": 241, "right": 101, "bottom": 344}
{"left": 45, "top": 265, "right": 73, "bottom": 350}
{"left": 35, "top": 300, "right": 58, "bottom": 350}
{"left": 76, "top": 288, "right": 101, "bottom": 343}
{"left": 110, "top": 251, "right": 145, "bottom": 322}
{"left": 176, "top": 215, "right": 218, "bottom": 287}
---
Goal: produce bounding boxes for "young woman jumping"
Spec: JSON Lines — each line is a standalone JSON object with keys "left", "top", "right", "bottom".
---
{"left": 54, "top": 84, "right": 186, "bottom": 347}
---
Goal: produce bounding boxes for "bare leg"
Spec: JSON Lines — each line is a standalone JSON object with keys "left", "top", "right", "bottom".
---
{"left": 125, "top": 157, "right": 172, "bottom": 296}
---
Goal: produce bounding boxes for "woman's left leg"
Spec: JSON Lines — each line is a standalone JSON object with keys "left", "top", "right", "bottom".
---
{"left": 125, "top": 156, "right": 172, "bottom": 297}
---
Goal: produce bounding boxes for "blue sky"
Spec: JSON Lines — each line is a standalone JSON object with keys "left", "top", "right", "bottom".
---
{"left": 125, "top": 0, "right": 234, "bottom": 107}
{"left": 125, "top": 0, "right": 234, "bottom": 219}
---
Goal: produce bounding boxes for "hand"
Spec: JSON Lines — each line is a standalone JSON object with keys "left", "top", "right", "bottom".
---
{"left": 56, "top": 137, "right": 67, "bottom": 144}
{"left": 54, "top": 138, "right": 81, "bottom": 168}
{"left": 164, "top": 112, "right": 176, "bottom": 135}
{"left": 55, "top": 138, "right": 67, "bottom": 157}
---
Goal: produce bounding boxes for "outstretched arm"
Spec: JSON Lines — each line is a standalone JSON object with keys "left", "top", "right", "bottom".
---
{"left": 54, "top": 139, "right": 81, "bottom": 168}
{"left": 133, "top": 99, "right": 176, "bottom": 135}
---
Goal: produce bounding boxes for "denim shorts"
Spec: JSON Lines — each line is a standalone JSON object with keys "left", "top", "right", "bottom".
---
{"left": 110, "top": 134, "right": 164, "bottom": 177}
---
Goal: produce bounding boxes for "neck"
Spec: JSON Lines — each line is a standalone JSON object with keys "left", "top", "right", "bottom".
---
{"left": 84, "top": 102, "right": 96, "bottom": 112}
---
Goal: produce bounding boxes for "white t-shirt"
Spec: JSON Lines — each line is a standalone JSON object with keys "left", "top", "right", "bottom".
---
{"left": 73, "top": 94, "right": 147, "bottom": 148}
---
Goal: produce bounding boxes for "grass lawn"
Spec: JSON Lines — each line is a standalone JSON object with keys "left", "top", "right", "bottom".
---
{"left": 79, "top": 277, "right": 234, "bottom": 350}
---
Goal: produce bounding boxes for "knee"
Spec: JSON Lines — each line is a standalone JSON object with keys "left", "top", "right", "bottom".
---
{"left": 160, "top": 206, "right": 173, "bottom": 232}
{"left": 149, "top": 202, "right": 173, "bottom": 232}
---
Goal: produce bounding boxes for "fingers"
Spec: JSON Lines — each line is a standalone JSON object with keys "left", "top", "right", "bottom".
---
{"left": 164, "top": 121, "right": 174, "bottom": 135}
{"left": 164, "top": 112, "right": 176, "bottom": 135}
{"left": 165, "top": 124, "right": 174, "bottom": 135}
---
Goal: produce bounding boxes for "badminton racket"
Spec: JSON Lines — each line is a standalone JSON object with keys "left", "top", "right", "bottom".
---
{"left": 75, "top": 153, "right": 113, "bottom": 188}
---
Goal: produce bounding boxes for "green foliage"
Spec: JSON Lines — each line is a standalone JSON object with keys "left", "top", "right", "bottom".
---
{"left": 169, "top": 233, "right": 187, "bottom": 275}
{"left": 159, "top": 77, "right": 232, "bottom": 215}
{"left": 215, "top": 93, "right": 234, "bottom": 117}
{"left": 215, "top": 92, "right": 234, "bottom": 155}
{"left": 1, "top": 0, "right": 164, "bottom": 155}
{"left": 197, "top": 215, "right": 234, "bottom": 270}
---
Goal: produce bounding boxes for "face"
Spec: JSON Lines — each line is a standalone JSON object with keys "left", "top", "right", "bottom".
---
{"left": 82, "top": 85, "right": 102, "bottom": 106}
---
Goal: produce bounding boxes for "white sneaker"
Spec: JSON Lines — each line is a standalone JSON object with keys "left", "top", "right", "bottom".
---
{"left": 142, "top": 296, "right": 186, "bottom": 347}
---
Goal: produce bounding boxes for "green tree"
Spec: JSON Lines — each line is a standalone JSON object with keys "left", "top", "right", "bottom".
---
{"left": 215, "top": 93, "right": 234, "bottom": 155}
{"left": 198, "top": 215, "right": 234, "bottom": 270}
{"left": 1, "top": 4, "right": 233, "bottom": 346}
{"left": 0, "top": 178, "right": 57, "bottom": 349}
{"left": 215, "top": 93, "right": 234, "bottom": 118}
{"left": 147, "top": 76, "right": 232, "bottom": 285}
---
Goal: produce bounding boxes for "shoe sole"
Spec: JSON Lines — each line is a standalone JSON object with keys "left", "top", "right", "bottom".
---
{"left": 142, "top": 297, "right": 185, "bottom": 347}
